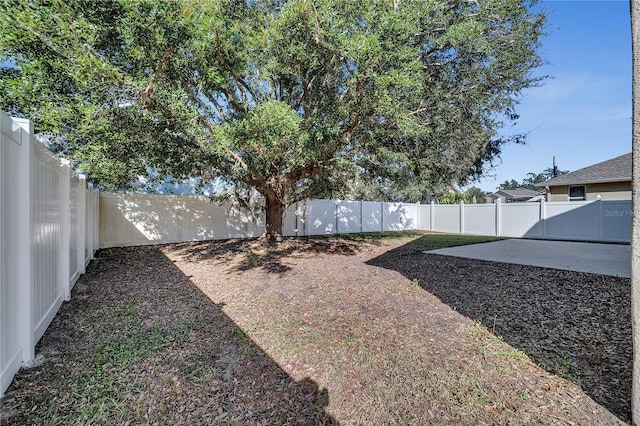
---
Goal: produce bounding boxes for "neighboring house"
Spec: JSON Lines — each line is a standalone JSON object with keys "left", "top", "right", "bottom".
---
{"left": 486, "top": 188, "right": 541, "bottom": 203}
{"left": 537, "top": 153, "right": 631, "bottom": 202}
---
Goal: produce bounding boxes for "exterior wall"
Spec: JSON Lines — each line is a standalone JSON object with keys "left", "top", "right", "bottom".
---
{"left": 487, "top": 195, "right": 505, "bottom": 204}
{"left": 546, "top": 181, "right": 631, "bottom": 202}
{"left": 586, "top": 182, "right": 631, "bottom": 201}
{"left": 547, "top": 185, "right": 569, "bottom": 202}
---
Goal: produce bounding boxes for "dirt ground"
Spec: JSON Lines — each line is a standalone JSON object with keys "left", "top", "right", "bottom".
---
{"left": 0, "top": 232, "right": 631, "bottom": 425}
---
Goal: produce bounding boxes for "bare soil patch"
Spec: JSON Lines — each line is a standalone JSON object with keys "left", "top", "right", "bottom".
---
{"left": 0, "top": 232, "right": 630, "bottom": 425}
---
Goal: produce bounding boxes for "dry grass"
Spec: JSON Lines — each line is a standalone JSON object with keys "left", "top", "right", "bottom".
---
{"left": 0, "top": 232, "right": 629, "bottom": 425}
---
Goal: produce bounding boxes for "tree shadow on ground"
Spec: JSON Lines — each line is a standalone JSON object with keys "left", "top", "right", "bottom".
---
{"left": 0, "top": 246, "right": 336, "bottom": 425}
{"left": 367, "top": 242, "right": 632, "bottom": 423}
{"left": 168, "top": 234, "right": 387, "bottom": 275}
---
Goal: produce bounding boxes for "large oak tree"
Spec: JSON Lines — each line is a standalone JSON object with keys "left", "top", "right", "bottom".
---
{"left": 0, "top": 0, "right": 546, "bottom": 241}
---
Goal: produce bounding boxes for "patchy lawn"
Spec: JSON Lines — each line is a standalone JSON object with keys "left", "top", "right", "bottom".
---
{"left": 0, "top": 232, "right": 630, "bottom": 425}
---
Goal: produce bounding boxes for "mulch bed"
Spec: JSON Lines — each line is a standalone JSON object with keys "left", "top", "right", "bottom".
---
{"left": 367, "top": 240, "right": 631, "bottom": 422}
{"left": 0, "top": 233, "right": 631, "bottom": 425}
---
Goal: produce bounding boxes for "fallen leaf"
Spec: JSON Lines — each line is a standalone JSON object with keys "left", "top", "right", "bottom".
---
{"left": 485, "top": 404, "right": 500, "bottom": 415}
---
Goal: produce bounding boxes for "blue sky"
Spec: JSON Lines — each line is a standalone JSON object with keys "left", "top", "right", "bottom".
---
{"left": 472, "top": 0, "right": 632, "bottom": 192}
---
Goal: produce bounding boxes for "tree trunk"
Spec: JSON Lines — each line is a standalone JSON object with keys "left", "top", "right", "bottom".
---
{"left": 263, "top": 193, "right": 286, "bottom": 243}
{"left": 631, "top": 1, "right": 640, "bottom": 424}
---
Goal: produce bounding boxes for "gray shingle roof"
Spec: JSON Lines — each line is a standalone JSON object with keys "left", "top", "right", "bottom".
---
{"left": 496, "top": 188, "right": 541, "bottom": 198}
{"left": 537, "top": 153, "right": 631, "bottom": 187}
{"left": 487, "top": 188, "right": 540, "bottom": 199}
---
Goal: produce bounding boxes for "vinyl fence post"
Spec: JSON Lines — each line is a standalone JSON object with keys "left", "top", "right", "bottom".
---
{"left": 297, "top": 200, "right": 302, "bottom": 236}
{"left": 58, "top": 160, "right": 71, "bottom": 301}
{"left": 540, "top": 199, "right": 546, "bottom": 239}
{"left": 381, "top": 201, "right": 385, "bottom": 232}
{"left": 86, "top": 184, "right": 95, "bottom": 259}
{"left": 15, "top": 117, "right": 35, "bottom": 364}
{"left": 416, "top": 201, "right": 420, "bottom": 230}
{"left": 301, "top": 201, "right": 306, "bottom": 237}
{"left": 291, "top": 200, "right": 298, "bottom": 237}
{"left": 360, "top": 200, "right": 364, "bottom": 233}
{"left": 495, "top": 199, "right": 502, "bottom": 237}
{"left": 297, "top": 201, "right": 304, "bottom": 237}
{"left": 76, "top": 173, "right": 87, "bottom": 274}
{"left": 459, "top": 201, "right": 465, "bottom": 234}
{"left": 430, "top": 200, "right": 435, "bottom": 232}
{"left": 94, "top": 191, "right": 100, "bottom": 252}
{"left": 596, "top": 196, "right": 603, "bottom": 241}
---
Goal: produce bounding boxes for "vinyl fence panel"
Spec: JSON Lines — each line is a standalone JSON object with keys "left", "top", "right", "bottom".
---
{"left": 601, "top": 200, "right": 631, "bottom": 242}
{"left": 69, "top": 176, "right": 79, "bottom": 285}
{"left": 500, "top": 202, "right": 542, "bottom": 238}
{"left": 337, "top": 201, "right": 362, "bottom": 234}
{"left": 383, "top": 202, "right": 418, "bottom": 231}
{"left": 99, "top": 193, "right": 264, "bottom": 247}
{"left": 361, "top": 201, "right": 383, "bottom": 233}
{"left": 417, "top": 204, "right": 433, "bottom": 231}
{"left": 433, "top": 204, "right": 461, "bottom": 234}
{"left": 1, "top": 112, "right": 97, "bottom": 397}
{"left": 544, "top": 201, "right": 598, "bottom": 241}
{"left": 283, "top": 202, "right": 305, "bottom": 237}
{"left": 306, "top": 199, "right": 338, "bottom": 235}
{"left": 180, "top": 195, "right": 261, "bottom": 240}
{"left": 463, "top": 204, "right": 497, "bottom": 236}
{"left": 85, "top": 186, "right": 95, "bottom": 266}
{"left": 31, "top": 141, "right": 64, "bottom": 343}
{"left": 1, "top": 113, "right": 28, "bottom": 396}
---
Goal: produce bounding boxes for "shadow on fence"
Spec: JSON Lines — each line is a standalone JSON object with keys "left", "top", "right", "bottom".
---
{"left": 1, "top": 246, "right": 336, "bottom": 424}
{"left": 99, "top": 193, "right": 263, "bottom": 248}
{"left": 512, "top": 199, "right": 631, "bottom": 242}
{"left": 99, "top": 193, "right": 632, "bottom": 251}
{"left": 366, "top": 242, "right": 632, "bottom": 423}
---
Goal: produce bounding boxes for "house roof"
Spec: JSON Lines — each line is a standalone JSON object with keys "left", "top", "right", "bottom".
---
{"left": 489, "top": 188, "right": 540, "bottom": 198}
{"left": 537, "top": 153, "right": 631, "bottom": 187}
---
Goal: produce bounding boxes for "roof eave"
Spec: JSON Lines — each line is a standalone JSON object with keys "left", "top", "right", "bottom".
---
{"left": 539, "top": 177, "right": 631, "bottom": 187}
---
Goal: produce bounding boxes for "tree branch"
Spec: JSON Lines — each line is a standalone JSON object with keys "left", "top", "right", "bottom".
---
{"left": 205, "top": 93, "right": 232, "bottom": 122}
{"left": 220, "top": 86, "right": 245, "bottom": 114}
{"left": 235, "top": 76, "right": 258, "bottom": 104}
{"left": 140, "top": 47, "right": 176, "bottom": 110}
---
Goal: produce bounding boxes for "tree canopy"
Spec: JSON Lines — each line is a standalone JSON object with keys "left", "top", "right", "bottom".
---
{"left": 0, "top": 0, "right": 547, "bottom": 240}
{"left": 436, "top": 186, "right": 488, "bottom": 204}
{"left": 497, "top": 167, "right": 568, "bottom": 191}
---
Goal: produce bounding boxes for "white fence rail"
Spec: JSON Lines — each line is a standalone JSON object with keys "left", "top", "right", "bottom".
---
{"left": 1, "top": 112, "right": 98, "bottom": 397}
{"left": 99, "top": 194, "right": 631, "bottom": 249}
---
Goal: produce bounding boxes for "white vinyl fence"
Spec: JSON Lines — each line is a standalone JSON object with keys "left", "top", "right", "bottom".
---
{"left": 418, "top": 199, "right": 630, "bottom": 242}
{"left": 99, "top": 194, "right": 631, "bottom": 248}
{"left": 1, "top": 112, "right": 98, "bottom": 396}
{"left": 99, "top": 192, "right": 263, "bottom": 247}
{"left": 99, "top": 195, "right": 422, "bottom": 247}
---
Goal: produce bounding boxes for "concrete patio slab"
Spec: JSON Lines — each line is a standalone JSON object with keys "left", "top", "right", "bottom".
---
{"left": 427, "top": 239, "right": 630, "bottom": 278}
